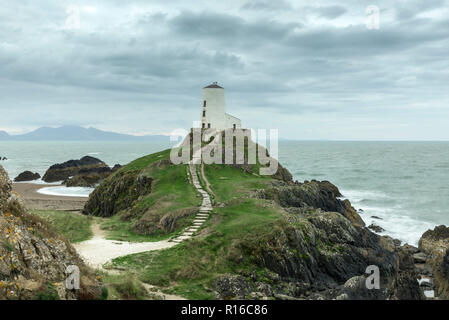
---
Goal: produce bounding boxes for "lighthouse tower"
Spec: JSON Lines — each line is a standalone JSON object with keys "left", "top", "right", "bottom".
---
{"left": 200, "top": 82, "right": 241, "bottom": 130}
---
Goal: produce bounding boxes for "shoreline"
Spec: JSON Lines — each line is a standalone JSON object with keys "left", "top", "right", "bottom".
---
{"left": 12, "top": 182, "right": 89, "bottom": 211}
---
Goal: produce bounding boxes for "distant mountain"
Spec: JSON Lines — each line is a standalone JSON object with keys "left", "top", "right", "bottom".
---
{"left": 0, "top": 126, "right": 170, "bottom": 142}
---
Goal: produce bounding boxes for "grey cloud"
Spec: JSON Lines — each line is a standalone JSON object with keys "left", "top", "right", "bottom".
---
{"left": 240, "top": 0, "right": 293, "bottom": 11}
{"left": 0, "top": 1, "right": 448, "bottom": 139}
{"left": 311, "top": 5, "right": 347, "bottom": 19}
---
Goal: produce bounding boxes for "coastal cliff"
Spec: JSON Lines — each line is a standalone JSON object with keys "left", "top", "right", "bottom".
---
{"left": 0, "top": 165, "right": 103, "bottom": 300}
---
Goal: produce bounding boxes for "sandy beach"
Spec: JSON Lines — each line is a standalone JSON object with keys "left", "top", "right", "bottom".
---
{"left": 12, "top": 182, "right": 88, "bottom": 211}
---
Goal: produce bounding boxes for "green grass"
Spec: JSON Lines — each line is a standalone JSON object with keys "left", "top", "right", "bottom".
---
{"left": 203, "top": 163, "right": 270, "bottom": 202}
{"left": 110, "top": 163, "right": 284, "bottom": 299}
{"left": 93, "top": 148, "right": 201, "bottom": 242}
{"left": 100, "top": 214, "right": 181, "bottom": 242}
{"left": 30, "top": 210, "right": 93, "bottom": 243}
{"left": 98, "top": 272, "right": 149, "bottom": 300}
{"left": 122, "top": 149, "right": 172, "bottom": 172}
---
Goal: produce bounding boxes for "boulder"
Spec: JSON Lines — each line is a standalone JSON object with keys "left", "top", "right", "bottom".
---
{"left": 413, "top": 252, "right": 428, "bottom": 264}
{"left": 14, "top": 171, "right": 41, "bottom": 182}
{"left": 42, "top": 156, "right": 109, "bottom": 183}
{"left": 419, "top": 225, "right": 449, "bottom": 298}
{"left": 112, "top": 164, "right": 122, "bottom": 172}
{"left": 368, "top": 224, "right": 385, "bottom": 233}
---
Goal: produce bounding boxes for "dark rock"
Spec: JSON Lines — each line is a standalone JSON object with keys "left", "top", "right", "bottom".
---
{"left": 371, "top": 216, "right": 382, "bottom": 220}
{"left": 83, "top": 170, "right": 153, "bottom": 217}
{"left": 413, "top": 252, "right": 428, "bottom": 264}
{"left": 419, "top": 279, "right": 434, "bottom": 289}
{"left": 421, "top": 225, "right": 449, "bottom": 242}
{"left": 216, "top": 208, "right": 424, "bottom": 300}
{"left": 14, "top": 171, "right": 41, "bottom": 182}
{"left": 42, "top": 156, "right": 109, "bottom": 183}
{"left": 389, "top": 249, "right": 425, "bottom": 300}
{"left": 368, "top": 224, "right": 385, "bottom": 233}
{"left": 258, "top": 180, "right": 365, "bottom": 227}
{"left": 415, "top": 263, "right": 433, "bottom": 277}
{"left": 213, "top": 275, "right": 253, "bottom": 300}
{"left": 339, "top": 275, "right": 386, "bottom": 300}
{"left": 112, "top": 164, "right": 122, "bottom": 172}
{"left": 418, "top": 225, "right": 449, "bottom": 299}
{"left": 403, "top": 244, "right": 420, "bottom": 255}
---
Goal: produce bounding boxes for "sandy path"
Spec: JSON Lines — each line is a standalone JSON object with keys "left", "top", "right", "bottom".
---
{"left": 73, "top": 223, "right": 177, "bottom": 268}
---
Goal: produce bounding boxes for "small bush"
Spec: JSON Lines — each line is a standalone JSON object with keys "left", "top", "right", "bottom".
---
{"left": 32, "top": 281, "right": 60, "bottom": 300}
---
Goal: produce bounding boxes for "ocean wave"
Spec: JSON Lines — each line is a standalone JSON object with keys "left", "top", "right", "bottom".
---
{"left": 14, "top": 179, "right": 63, "bottom": 185}
{"left": 341, "top": 189, "right": 434, "bottom": 246}
{"left": 37, "top": 186, "right": 93, "bottom": 197}
{"left": 340, "top": 189, "right": 391, "bottom": 203}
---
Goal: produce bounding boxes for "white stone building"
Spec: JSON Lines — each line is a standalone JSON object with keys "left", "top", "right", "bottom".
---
{"left": 200, "top": 82, "right": 241, "bottom": 130}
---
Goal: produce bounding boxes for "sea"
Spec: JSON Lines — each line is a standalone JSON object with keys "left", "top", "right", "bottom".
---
{"left": 1, "top": 140, "right": 448, "bottom": 246}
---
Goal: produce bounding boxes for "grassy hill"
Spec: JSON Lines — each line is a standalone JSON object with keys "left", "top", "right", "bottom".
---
{"left": 81, "top": 136, "right": 424, "bottom": 300}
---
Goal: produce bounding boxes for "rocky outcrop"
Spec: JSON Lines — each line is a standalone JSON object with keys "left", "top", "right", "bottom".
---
{"left": 42, "top": 156, "right": 119, "bottom": 187}
{"left": 83, "top": 170, "right": 153, "bottom": 217}
{"left": 257, "top": 180, "right": 365, "bottom": 227}
{"left": 0, "top": 165, "right": 102, "bottom": 300}
{"left": 112, "top": 164, "right": 122, "bottom": 172}
{"left": 213, "top": 208, "right": 424, "bottom": 300}
{"left": 14, "top": 171, "right": 41, "bottom": 182}
{"left": 42, "top": 156, "right": 109, "bottom": 183}
{"left": 419, "top": 225, "right": 449, "bottom": 299}
{"left": 368, "top": 224, "right": 385, "bottom": 233}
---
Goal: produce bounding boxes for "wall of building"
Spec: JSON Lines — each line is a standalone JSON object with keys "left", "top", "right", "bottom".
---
{"left": 225, "top": 113, "right": 242, "bottom": 129}
{"left": 201, "top": 87, "right": 226, "bottom": 129}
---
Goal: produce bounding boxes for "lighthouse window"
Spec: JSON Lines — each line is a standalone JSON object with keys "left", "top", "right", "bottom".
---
{"left": 203, "top": 111, "right": 206, "bottom": 117}
{"left": 203, "top": 100, "right": 206, "bottom": 107}
{"left": 208, "top": 123, "right": 211, "bottom": 128}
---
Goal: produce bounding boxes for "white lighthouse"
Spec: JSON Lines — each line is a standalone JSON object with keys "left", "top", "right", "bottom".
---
{"left": 200, "top": 82, "right": 241, "bottom": 130}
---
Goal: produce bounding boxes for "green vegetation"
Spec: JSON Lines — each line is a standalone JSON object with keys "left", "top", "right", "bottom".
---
{"left": 99, "top": 214, "right": 178, "bottom": 242}
{"left": 32, "top": 281, "right": 60, "bottom": 300}
{"left": 30, "top": 210, "right": 93, "bottom": 243}
{"left": 110, "top": 162, "right": 285, "bottom": 299}
{"left": 99, "top": 272, "right": 149, "bottom": 300}
{"left": 203, "top": 163, "right": 270, "bottom": 202}
{"left": 89, "top": 149, "right": 201, "bottom": 242}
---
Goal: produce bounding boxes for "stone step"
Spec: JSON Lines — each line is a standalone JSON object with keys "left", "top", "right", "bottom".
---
{"left": 196, "top": 214, "right": 209, "bottom": 217}
{"left": 187, "top": 228, "right": 199, "bottom": 232}
{"left": 176, "top": 235, "right": 192, "bottom": 241}
{"left": 182, "top": 232, "right": 194, "bottom": 236}
{"left": 193, "top": 219, "right": 206, "bottom": 224}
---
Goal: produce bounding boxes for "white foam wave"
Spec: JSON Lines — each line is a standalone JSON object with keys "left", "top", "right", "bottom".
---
{"left": 340, "top": 189, "right": 391, "bottom": 203}
{"left": 344, "top": 190, "right": 436, "bottom": 246}
{"left": 14, "top": 179, "right": 63, "bottom": 185}
{"left": 37, "top": 186, "right": 93, "bottom": 197}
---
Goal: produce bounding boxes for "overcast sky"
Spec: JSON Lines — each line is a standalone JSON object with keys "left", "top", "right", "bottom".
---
{"left": 0, "top": 0, "right": 448, "bottom": 140}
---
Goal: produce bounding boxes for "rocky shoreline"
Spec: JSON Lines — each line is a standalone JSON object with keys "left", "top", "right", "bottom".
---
{"left": 13, "top": 156, "right": 121, "bottom": 188}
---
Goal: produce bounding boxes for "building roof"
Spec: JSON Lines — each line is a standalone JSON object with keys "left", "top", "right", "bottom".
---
{"left": 204, "top": 82, "right": 223, "bottom": 89}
